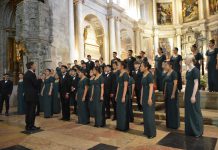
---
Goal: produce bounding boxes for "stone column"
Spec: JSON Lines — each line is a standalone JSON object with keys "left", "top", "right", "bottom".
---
{"left": 134, "top": 27, "right": 141, "bottom": 55}
{"left": 69, "top": 0, "right": 76, "bottom": 61}
{"left": 153, "top": 0, "right": 157, "bottom": 26}
{"left": 115, "top": 16, "right": 121, "bottom": 57}
{"left": 154, "top": 28, "right": 159, "bottom": 55}
{"left": 75, "top": 0, "right": 84, "bottom": 60}
{"left": 108, "top": 15, "right": 116, "bottom": 60}
{"left": 199, "top": 0, "right": 206, "bottom": 20}
{"left": 176, "top": 27, "right": 182, "bottom": 54}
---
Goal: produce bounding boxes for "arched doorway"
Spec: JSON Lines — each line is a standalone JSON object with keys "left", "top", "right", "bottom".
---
{"left": 0, "top": 0, "right": 24, "bottom": 83}
{"left": 83, "top": 14, "right": 104, "bottom": 60}
{"left": 120, "top": 29, "right": 132, "bottom": 59}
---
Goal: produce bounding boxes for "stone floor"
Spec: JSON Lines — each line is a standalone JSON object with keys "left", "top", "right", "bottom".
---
{"left": 0, "top": 108, "right": 218, "bottom": 150}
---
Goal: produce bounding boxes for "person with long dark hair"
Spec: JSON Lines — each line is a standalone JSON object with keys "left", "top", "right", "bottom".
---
{"left": 184, "top": 55, "right": 203, "bottom": 137}
{"left": 17, "top": 73, "right": 25, "bottom": 115}
{"left": 116, "top": 61, "right": 129, "bottom": 131}
{"left": 41, "top": 69, "right": 54, "bottom": 118}
{"left": 170, "top": 47, "right": 183, "bottom": 91}
{"left": 76, "top": 69, "right": 90, "bottom": 125}
{"left": 164, "top": 61, "right": 180, "bottom": 129}
{"left": 206, "top": 39, "right": 218, "bottom": 92}
{"left": 155, "top": 47, "right": 166, "bottom": 91}
{"left": 92, "top": 66, "right": 105, "bottom": 127}
{"left": 191, "top": 44, "right": 204, "bottom": 73}
{"left": 140, "top": 61, "right": 156, "bottom": 139}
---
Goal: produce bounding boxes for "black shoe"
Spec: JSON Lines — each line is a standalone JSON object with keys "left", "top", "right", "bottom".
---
{"left": 31, "top": 126, "right": 41, "bottom": 130}
{"left": 147, "top": 135, "right": 156, "bottom": 139}
{"left": 35, "top": 113, "right": 40, "bottom": 116}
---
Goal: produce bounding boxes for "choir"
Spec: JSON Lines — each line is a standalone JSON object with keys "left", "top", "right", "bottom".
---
{"left": 2, "top": 39, "right": 218, "bottom": 137}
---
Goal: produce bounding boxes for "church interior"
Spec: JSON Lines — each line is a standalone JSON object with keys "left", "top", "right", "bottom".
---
{"left": 0, "top": 0, "right": 218, "bottom": 149}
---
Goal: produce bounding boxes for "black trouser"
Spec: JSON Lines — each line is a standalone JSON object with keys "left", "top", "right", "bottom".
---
{"left": 36, "top": 94, "right": 40, "bottom": 114}
{"left": 71, "top": 92, "right": 77, "bottom": 113}
{"left": 61, "top": 95, "right": 70, "bottom": 120}
{"left": 135, "top": 87, "right": 142, "bottom": 111}
{"left": 111, "top": 94, "right": 116, "bottom": 119}
{"left": 104, "top": 91, "right": 110, "bottom": 118}
{"left": 25, "top": 100, "right": 36, "bottom": 129}
{"left": 0, "top": 94, "right": 10, "bottom": 113}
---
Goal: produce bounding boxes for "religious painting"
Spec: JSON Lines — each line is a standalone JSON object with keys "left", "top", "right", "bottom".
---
{"left": 182, "top": 0, "right": 199, "bottom": 23}
{"left": 159, "top": 38, "right": 173, "bottom": 59}
{"left": 156, "top": 2, "right": 173, "bottom": 25}
{"left": 209, "top": 0, "right": 218, "bottom": 15}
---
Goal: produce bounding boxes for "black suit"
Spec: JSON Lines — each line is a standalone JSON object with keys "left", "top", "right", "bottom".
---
{"left": 60, "top": 73, "right": 72, "bottom": 120}
{"left": 0, "top": 80, "right": 13, "bottom": 114}
{"left": 125, "top": 56, "right": 136, "bottom": 74}
{"left": 103, "top": 72, "right": 113, "bottom": 118}
{"left": 86, "top": 61, "right": 95, "bottom": 74}
{"left": 23, "top": 70, "right": 39, "bottom": 129}
{"left": 70, "top": 75, "right": 79, "bottom": 113}
{"left": 132, "top": 70, "right": 143, "bottom": 111}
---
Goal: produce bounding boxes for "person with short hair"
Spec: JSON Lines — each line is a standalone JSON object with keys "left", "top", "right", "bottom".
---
{"left": 86, "top": 55, "right": 95, "bottom": 76}
{"left": 125, "top": 50, "right": 136, "bottom": 75}
{"left": 56, "top": 62, "right": 62, "bottom": 77}
{"left": 206, "top": 39, "right": 218, "bottom": 92}
{"left": 0, "top": 73, "right": 13, "bottom": 116}
{"left": 23, "top": 62, "right": 40, "bottom": 132}
{"left": 140, "top": 51, "right": 148, "bottom": 62}
{"left": 111, "top": 52, "right": 121, "bottom": 65}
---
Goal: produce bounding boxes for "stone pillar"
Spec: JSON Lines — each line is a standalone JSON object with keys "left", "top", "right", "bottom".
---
{"left": 154, "top": 28, "right": 159, "bottom": 55}
{"left": 199, "top": 0, "right": 206, "bottom": 20}
{"left": 153, "top": 0, "right": 157, "bottom": 26}
{"left": 69, "top": 0, "right": 76, "bottom": 61}
{"left": 108, "top": 15, "right": 116, "bottom": 61}
{"left": 176, "top": 27, "right": 182, "bottom": 54}
{"left": 115, "top": 16, "right": 121, "bottom": 57}
{"left": 134, "top": 27, "right": 141, "bottom": 55}
{"left": 75, "top": 0, "right": 84, "bottom": 60}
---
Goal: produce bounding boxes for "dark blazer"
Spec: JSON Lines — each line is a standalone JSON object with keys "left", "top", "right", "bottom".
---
{"left": 0, "top": 80, "right": 13, "bottom": 96}
{"left": 86, "top": 61, "right": 95, "bottom": 72}
{"left": 103, "top": 72, "right": 113, "bottom": 95}
{"left": 59, "top": 73, "right": 72, "bottom": 97}
{"left": 71, "top": 75, "right": 79, "bottom": 94}
{"left": 23, "top": 70, "right": 39, "bottom": 102}
{"left": 111, "top": 58, "right": 120, "bottom": 65}
{"left": 125, "top": 56, "right": 136, "bottom": 72}
{"left": 132, "top": 70, "right": 142, "bottom": 89}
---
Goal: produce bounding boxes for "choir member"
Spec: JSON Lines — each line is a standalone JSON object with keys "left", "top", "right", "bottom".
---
{"left": 125, "top": 50, "right": 136, "bottom": 74}
{"left": 52, "top": 74, "right": 61, "bottom": 114}
{"left": 140, "top": 51, "right": 148, "bottom": 63}
{"left": 154, "top": 47, "right": 166, "bottom": 92}
{"left": 67, "top": 63, "right": 72, "bottom": 74}
{"left": 37, "top": 73, "right": 45, "bottom": 114}
{"left": 184, "top": 55, "right": 203, "bottom": 137}
{"left": 81, "top": 62, "right": 88, "bottom": 76}
{"left": 170, "top": 47, "right": 183, "bottom": 91}
{"left": 69, "top": 69, "right": 79, "bottom": 114}
{"left": 56, "top": 62, "right": 62, "bottom": 77}
{"left": 99, "top": 57, "right": 106, "bottom": 72}
{"left": 164, "top": 61, "right": 180, "bottom": 129}
{"left": 206, "top": 39, "right": 218, "bottom": 92}
{"left": 41, "top": 69, "right": 54, "bottom": 118}
{"left": 73, "top": 60, "right": 80, "bottom": 69}
{"left": 111, "top": 62, "right": 120, "bottom": 120}
{"left": 140, "top": 61, "right": 156, "bottom": 139}
{"left": 92, "top": 66, "right": 105, "bottom": 127}
{"left": 0, "top": 73, "right": 13, "bottom": 116}
{"left": 86, "top": 55, "right": 95, "bottom": 75}
{"left": 127, "top": 69, "right": 135, "bottom": 123}
{"left": 60, "top": 65, "right": 72, "bottom": 121}
{"left": 132, "top": 61, "right": 143, "bottom": 111}
{"left": 191, "top": 44, "right": 204, "bottom": 73}
{"left": 17, "top": 73, "right": 25, "bottom": 115}
{"left": 111, "top": 52, "right": 121, "bottom": 65}
{"left": 116, "top": 61, "right": 129, "bottom": 131}
{"left": 76, "top": 69, "right": 90, "bottom": 125}
{"left": 104, "top": 65, "right": 113, "bottom": 119}
{"left": 88, "top": 69, "right": 95, "bottom": 117}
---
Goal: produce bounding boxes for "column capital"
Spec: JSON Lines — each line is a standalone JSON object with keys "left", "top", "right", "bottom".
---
{"left": 106, "top": 15, "right": 115, "bottom": 20}
{"left": 115, "top": 16, "right": 121, "bottom": 22}
{"left": 74, "top": 0, "right": 84, "bottom": 5}
{"left": 133, "top": 27, "right": 143, "bottom": 32}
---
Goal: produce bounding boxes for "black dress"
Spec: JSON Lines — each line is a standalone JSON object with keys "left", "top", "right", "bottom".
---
{"left": 77, "top": 78, "right": 90, "bottom": 124}
{"left": 164, "top": 71, "right": 180, "bottom": 129}
{"left": 194, "top": 53, "right": 203, "bottom": 71}
{"left": 93, "top": 75, "right": 105, "bottom": 127}
{"left": 155, "top": 54, "right": 166, "bottom": 91}
{"left": 206, "top": 48, "right": 218, "bottom": 92}
{"left": 184, "top": 67, "right": 203, "bottom": 136}
{"left": 170, "top": 55, "right": 183, "bottom": 91}
{"left": 141, "top": 73, "right": 156, "bottom": 137}
{"left": 116, "top": 72, "right": 129, "bottom": 131}
{"left": 128, "top": 76, "right": 135, "bottom": 122}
